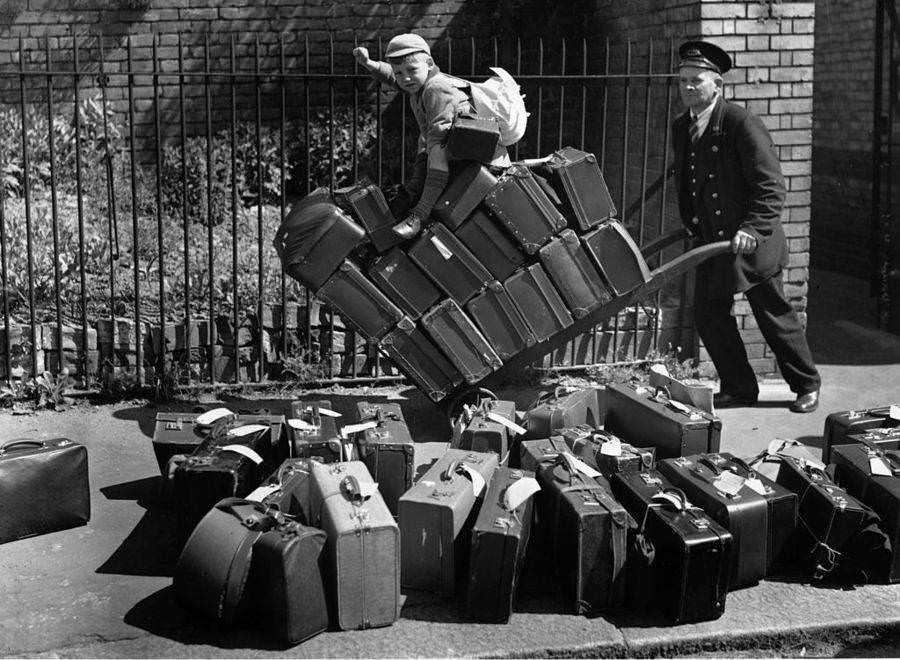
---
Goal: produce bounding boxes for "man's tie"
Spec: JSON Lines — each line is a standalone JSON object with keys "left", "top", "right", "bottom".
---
{"left": 689, "top": 115, "right": 702, "bottom": 144}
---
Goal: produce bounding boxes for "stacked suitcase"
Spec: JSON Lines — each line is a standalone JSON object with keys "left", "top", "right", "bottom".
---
{"left": 274, "top": 147, "right": 651, "bottom": 403}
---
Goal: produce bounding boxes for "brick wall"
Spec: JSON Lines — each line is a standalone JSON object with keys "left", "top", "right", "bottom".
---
{"left": 810, "top": 0, "right": 875, "bottom": 279}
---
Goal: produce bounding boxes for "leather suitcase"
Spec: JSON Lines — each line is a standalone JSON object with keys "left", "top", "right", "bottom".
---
{"left": 0, "top": 438, "right": 90, "bottom": 544}
{"left": 307, "top": 460, "right": 374, "bottom": 527}
{"left": 483, "top": 164, "right": 568, "bottom": 254}
{"left": 245, "top": 516, "right": 330, "bottom": 644}
{"left": 831, "top": 442, "right": 900, "bottom": 582}
{"left": 504, "top": 263, "right": 573, "bottom": 342}
{"left": 466, "top": 281, "right": 536, "bottom": 361}
{"left": 313, "top": 462, "right": 401, "bottom": 629}
{"left": 398, "top": 448, "right": 500, "bottom": 596}
{"left": 557, "top": 425, "right": 655, "bottom": 478}
{"left": 519, "top": 436, "right": 571, "bottom": 474}
{"left": 446, "top": 114, "right": 501, "bottom": 164}
{"left": 604, "top": 382, "right": 722, "bottom": 459}
{"left": 421, "top": 298, "right": 503, "bottom": 385}
{"left": 467, "top": 467, "right": 538, "bottom": 622}
{"left": 354, "top": 401, "right": 415, "bottom": 517}
{"left": 369, "top": 248, "right": 441, "bottom": 321}
{"left": 433, "top": 162, "right": 499, "bottom": 229}
{"left": 152, "top": 410, "right": 234, "bottom": 476}
{"left": 175, "top": 498, "right": 272, "bottom": 625}
{"left": 247, "top": 457, "right": 323, "bottom": 524}
{"left": 174, "top": 428, "right": 270, "bottom": 546}
{"left": 582, "top": 220, "right": 652, "bottom": 296}
{"left": 523, "top": 386, "right": 601, "bottom": 440}
{"left": 746, "top": 438, "right": 825, "bottom": 483}
{"left": 287, "top": 400, "right": 342, "bottom": 462}
{"left": 538, "top": 229, "right": 612, "bottom": 319}
{"left": 334, "top": 180, "right": 402, "bottom": 254}
{"left": 455, "top": 209, "right": 527, "bottom": 281}
{"left": 822, "top": 406, "right": 900, "bottom": 463}
{"left": 452, "top": 398, "right": 519, "bottom": 464}
{"left": 379, "top": 316, "right": 464, "bottom": 403}
{"left": 234, "top": 411, "right": 289, "bottom": 468}
{"left": 708, "top": 452, "right": 799, "bottom": 577}
{"left": 609, "top": 471, "right": 732, "bottom": 623}
{"left": 657, "top": 454, "right": 768, "bottom": 589}
{"left": 531, "top": 452, "right": 629, "bottom": 614}
{"left": 274, "top": 189, "right": 367, "bottom": 292}
{"left": 408, "top": 222, "right": 493, "bottom": 305}
{"left": 317, "top": 260, "right": 403, "bottom": 341}
{"left": 538, "top": 146, "right": 617, "bottom": 231}
{"left": 774, "top": 456, "right": 891, "bottom": 583}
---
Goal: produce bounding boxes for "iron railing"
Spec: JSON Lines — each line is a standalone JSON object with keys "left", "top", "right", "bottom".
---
{"left": 0, "top": 31, "right": 689, "bottom": 390}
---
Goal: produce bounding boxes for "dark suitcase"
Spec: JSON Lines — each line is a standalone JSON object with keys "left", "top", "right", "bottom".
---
{"left": 557, "top": 425, "right": 655, "bottom": 478}
{"left": 531, "top": 452, "right": 629, "bottom": 614}
{"left": 582, "top": 220, "right": 652, "bottom": 296}
{"left": 483, "top": 164, "right": 568, "bottom": 254}
{"left": 274, "top": 189, "right": 366, "bottom": 292}
{"left": 233, "top": 411, "right": 289, "bottom": 468}
{"left": 538, "top": 146, "right": 617, "bottom": 231}
{"left": 466, "top": 281, "right": 536, "bottom": 361}
{"left": 310, "top": 462, "right": 401, "bottom": 630}
{"left": 523, "top": 386, "right": 601, "bottom": 440}
{"left": 504, "top": 263, "right": 573, "bottom": 342}
{"left": 354, "top": 401, "right": 415, "bottom": 517}
{"left": 823, "top": 406, "right": 900, "bottom": 463}
{"left": 452, "top": 398, "right": 519, "bottom": 464}
{"left": 151, "top": 409, "right": 234, "bottom": 476}
{"left": 421, "top": 298, "right": 503, "bottom": 385}
{"left": 398, "top": 448, "right": 500, "bottom": 596}
{"left": 317, "top": 260, "right": 403, "bottom": 341}
{"left": 287, "top": 400, "right": 342, "bottom": 462}
{"left": 746, "top": 438, "right": 825, "bottom": 483}
{"left": 455, "top": 209, "right": 527, "bottom": 281}
{"left": 175, "top": 498, "right": 271, "bottom": 625}
{"left": 174, "top": 428, "right": 270, "bottom": 546}
{"left": 369, "top": 248, "right": 441, "bottom": 321}
{"left": 467, "top": 467, "right": 539, "bottom": 622}
{"left": 609, "top": 471, "right": 731, "bottom": 623}
{"left": 245, "top": 516, "right": 330, "bottom": 644}
{"left": 379, "top": 316, "right": 464, "bottom": 403}
{"left": 846, "top": 427, "right": 900, "bottom": 453}
{"left": 774, "top": 455, "right": 892, "bottom": 583}
{"left": 408, "top": 222, "right": 493, "bottom": 305}
{"left": 831, "top": 442, "right": 900, "bottom": 582}
{"left": 538, "top": 229, "right": 611, "bottom": 319}
{"left": 433, "top": 162, "right": 499, "bottom": 229}
{"left": 446, "top": 114, "right": 501, "bottom": 164}
{"left": 657, "top": 454, "right": 768, "bottom": 589}
{"left": 0, "top": 438, "right": 90, "bottom": 544}
{"left": 334, "top": 180, "right": 402, "bottom": 254}
{"left": 519, "top": 436, "right": 571, "bottom": 474}
{"left": 247, "top": 457, "right": 322, "bottom": 524}
{"left": 604, "top": 382, "right": 722, "bottom": 459}
{"left": 708, "top": 452, "right": 799, "bottom": 577}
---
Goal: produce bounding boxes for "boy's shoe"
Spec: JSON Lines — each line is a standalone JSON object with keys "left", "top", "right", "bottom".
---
{"left": 713, "top": 391, "right": 758, "bottom": 408}
{"left": 789, "top": 390, "right": 819, "bottom": 413}
{"left": 392, "top": 213, "right": 422, "bottom": 239}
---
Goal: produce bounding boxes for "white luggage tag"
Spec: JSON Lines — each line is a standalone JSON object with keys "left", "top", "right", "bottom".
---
{"left": 246, "top": 484, "right": 281, "bottom": 502}
{"left": 711, "top": 470, "right": 746, "bottom": 498}
{"left": 219, "top": 444, "right": 264, "bottom": 465}
{"left": 766, "top": 438, "right": 826, "bottom": 470}
{"left": 457, "top": 464, "right": 487, "bottom": 497}
{"left": 560, "top": 451, "right": 602, "bottom": 479}
{"left": 343, "top": 441, "right": 357, "bottom": 463}
{"left": 430, "top": 235, "right": 454, "bottom": 260}
{"left": 195, "top": 407, "right": 235, "bottom": 426}
{"left": 744, "top": 477, "right": 769, "bottom": 496}
{"left": 358, "top": 481, "right": 380, "bottom": 498}
{"left": 502, "top": 476, "right": 541, "bottom": 512}
{"left": 486, "top": 411, "right": 527, "bottom": 436}
{"left": 599, "top": 436, "right": 622, "bottom": 457}
{"left": 651, "top": 490, "right": 687, "bottom": 511}
{"left": 317, "top": 408, "right": 342, "bottom": 418}
{"left": 228, "top": 423, "right": 268, "bottom": 437}
{"left": 890, "top": 405, "right": 900, "bottom": 421}
{"left": 870, "top": 456, "right": 893, "bottom": 477}
{"left": 340, "top": 420, "right": 378, "bottom": 438}
{"left": 288, "top": 418, "right": 318, "bottom": 431}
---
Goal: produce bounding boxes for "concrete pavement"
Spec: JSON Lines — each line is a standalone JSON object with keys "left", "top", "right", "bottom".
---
{"left": 1, "top": 267, "right": 900, "bottom": 658}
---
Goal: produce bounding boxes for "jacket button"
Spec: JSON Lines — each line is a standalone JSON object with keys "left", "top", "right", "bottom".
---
{"left": 691, "top": 192, "right": 697, "bottom": 197}
{"left": 709, "top": 173, "right": 715, "bottom": 179}
{"left": 691, "top": 178, "right": 696, "bottom": 183}
{"left": 692, "top": 217, "right": 699, "bottom": 225}
{"left": 714, "top": 210, "right": 722, "bottom": 216}
{"left": 711, "top": 192, "right": 718, "bottom": 199}
{"left": 717, "top": 230, "right": 724, "bottom": 237}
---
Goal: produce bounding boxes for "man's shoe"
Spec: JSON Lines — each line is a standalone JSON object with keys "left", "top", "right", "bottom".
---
{"left": 790, "top": 390, "right": 819, "bottom": 413}
{"left": 392, "top": 214, "right": 421, "bottom": 239}
{"left": 713, "top": 392, "right": 758, "bottom": 408}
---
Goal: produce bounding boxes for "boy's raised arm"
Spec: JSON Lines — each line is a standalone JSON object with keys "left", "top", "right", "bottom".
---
{"left": 352, "top": 46, "right": 395, "bottom": 86}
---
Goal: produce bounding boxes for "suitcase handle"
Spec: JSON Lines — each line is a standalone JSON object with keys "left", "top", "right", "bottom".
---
{"left": 215, "top": 498, "right": 278, "bottom": 532}
{"left": 722, "top": 454, "right": 758, "bottom": 479}
{"left": 697, "top": 455, "right": 723, "bottom": 476}
{"left": 0, "top": 439, "right": 47, "bottom": 453}
{"left": 339, "top": 475, "right": 368, "bottom": 505}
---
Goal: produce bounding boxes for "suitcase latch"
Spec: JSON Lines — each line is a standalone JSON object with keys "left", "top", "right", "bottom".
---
{"left": 847, "top": 410, "right": 863, "bottom": 419}
{"left": 166, "top": 419, "right": 184, "bottom": 431}
{"left": 691, "top": 517, "right": 709, "bottom": 530}
{"left": 639, "top": 473, "right": 662, "bottom": 486}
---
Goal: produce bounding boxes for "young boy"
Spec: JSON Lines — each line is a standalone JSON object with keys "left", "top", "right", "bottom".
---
{"left": 353, "top": 33, "right": 509, "bottom": 238}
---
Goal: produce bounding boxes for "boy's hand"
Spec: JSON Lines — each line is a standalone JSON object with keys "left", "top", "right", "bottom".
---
{"left": 352, "top": 47, "right": 370, "bottom": 66}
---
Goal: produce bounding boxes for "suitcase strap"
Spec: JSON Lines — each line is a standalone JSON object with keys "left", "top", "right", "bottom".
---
{"left": 855, "top": 437, "right": 900, "bottom": 478}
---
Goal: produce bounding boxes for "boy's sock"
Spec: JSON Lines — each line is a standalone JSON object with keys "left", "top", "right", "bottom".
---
{"left": 410, "top": 168, "right": 449, "bottom": 219}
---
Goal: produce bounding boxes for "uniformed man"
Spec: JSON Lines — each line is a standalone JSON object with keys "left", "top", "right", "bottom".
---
{"left": 673, "top": 40, "right": 821, "bottom": 412}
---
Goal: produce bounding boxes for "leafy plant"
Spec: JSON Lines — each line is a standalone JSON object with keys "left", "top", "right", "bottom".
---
{"left": 33, "top": 369, "right": 71, "bottom": 409}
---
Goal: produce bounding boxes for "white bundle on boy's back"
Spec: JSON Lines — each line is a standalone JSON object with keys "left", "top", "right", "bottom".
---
{"left": 468, "top": 67, "right": 529, "bottom": 146}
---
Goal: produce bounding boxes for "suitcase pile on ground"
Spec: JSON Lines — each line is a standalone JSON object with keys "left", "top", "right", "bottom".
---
{"left": 274, "top": 147, "right": 648, "bottom": 403}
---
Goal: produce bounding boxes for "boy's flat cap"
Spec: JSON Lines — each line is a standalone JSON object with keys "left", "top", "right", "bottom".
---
{"left": 385, "top": 33, "right": 431, "bottom": 58}
{"left": 678, "top": 40, "right": 732, "bottom": 74}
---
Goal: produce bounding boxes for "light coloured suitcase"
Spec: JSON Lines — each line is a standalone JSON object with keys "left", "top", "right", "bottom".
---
{"left": 311, "top": 461, "right": 400, "bottom": 630}
{"left": 398, "top": 448, "right": 500, "bottom": 596}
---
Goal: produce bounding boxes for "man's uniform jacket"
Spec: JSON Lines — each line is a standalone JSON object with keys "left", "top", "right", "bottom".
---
{"left": 673, "top": 95, "right": 788, "bottom": 299}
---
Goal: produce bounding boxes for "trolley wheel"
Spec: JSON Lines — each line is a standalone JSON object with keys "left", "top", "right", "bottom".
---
{"left": 443, "top": 387, "right": 498, "bottom": 424}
